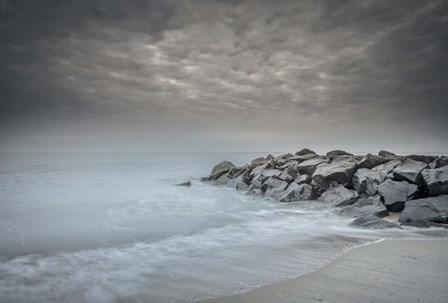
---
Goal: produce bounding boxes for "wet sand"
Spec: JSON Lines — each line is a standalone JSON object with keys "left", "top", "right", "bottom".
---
{"left": 197, "top": 239, "right": 448, "bottom": 303}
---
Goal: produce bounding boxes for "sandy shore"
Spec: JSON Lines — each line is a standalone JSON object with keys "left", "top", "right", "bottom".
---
{"left": 197, "top": 239, "right": 448, "bottom": 303}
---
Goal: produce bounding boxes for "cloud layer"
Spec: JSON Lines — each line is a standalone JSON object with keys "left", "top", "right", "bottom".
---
{"left": 1, "top": 0, "right": 447, "bottom": 152}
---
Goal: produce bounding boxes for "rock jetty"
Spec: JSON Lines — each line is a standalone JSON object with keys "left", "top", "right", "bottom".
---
{"left": 202, "top": 149, "right": 448, "bottom": 229}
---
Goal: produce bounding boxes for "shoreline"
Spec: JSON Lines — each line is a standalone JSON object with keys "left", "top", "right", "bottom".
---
{"left": 196, "top": 238, "right": 448, "bottom": 303}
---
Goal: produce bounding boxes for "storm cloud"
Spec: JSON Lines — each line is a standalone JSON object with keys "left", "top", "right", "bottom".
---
{"left": 1, "top": 0, "right": 447, "bottom": 152}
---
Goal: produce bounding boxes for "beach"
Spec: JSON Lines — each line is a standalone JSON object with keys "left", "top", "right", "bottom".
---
{"left": 198, "top": 239, "right": 448, "bottom": 303}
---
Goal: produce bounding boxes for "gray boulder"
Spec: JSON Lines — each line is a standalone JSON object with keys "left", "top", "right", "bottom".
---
{"left": 339, "top": 195, "right": 389, "bottom": 218}
{"left": 378, "top": 150, "right": 398, "bottom": 159}
{"left": 295, "top": 174, "right": 311, "bottom": 184}
{"left": 250, "top": 159, "right": 276, "bottom": 177}
{"left": 265, "top": 154, "right": 275, "bottom": 160}
{"left": 349, "top": 216, "right": 401, "bottom": 229}
{"left": 295, "top": 148, "right": 316, "bottom": 156}
{"left": 357, "top": 154, "right": 388, "bottom": 170}
{"left": 406, "top": 155, "right": 438, "bottom": 164}
{"left": 399, "top": 195, "right": 448, "bottom": 226}
{"left": 378, "top": 179, "right": 418, "bottom": 212}
{"left": 393, "top": 159, "right": 428, "bottom": 184}
{"left": 207, "top": 161, "right": 236, "bottom": 180}
{"left": 263, "top": 177, "right": 289, "bottom": 198}
{"left": 421, "top": 166, "right": 448, "bottom": 196}
{"left": 318, "top": 183, "right": 359, "bottom": 207}
{"left": 372, "top": 160, "right": 401, "bottom": 174}
{"left": 215, "top": 172, "right": 231, "bottom": 185}
{"left": 279, "top": 183, "right": 314, "bottom": 202}
{"left": 352, "top": 168, "right": 385, "bottom": 196}
{"left": 297, "top": 158, "right": 328, "bottom": 175}
{"left": 326, "top": 150, "right": 353, "bottom": 158}
{"left": 312, "top": 157, "right": 358, "bottom": 190}
{"left": 251, "top": 157, "right": 266, "bottom": 165}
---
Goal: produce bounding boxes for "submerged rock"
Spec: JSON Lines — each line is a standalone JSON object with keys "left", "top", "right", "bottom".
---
{"left": 176, "top": 181, "right": 191, "bottom": 187}
{"left": 312, "top": 157, "right": 358, "bottom": 190}
{"left": 318, "top": 183, "right": 358, "bottom": 207}
{"left": 279, "top": 183, "right": 314, "bottom": 202}
{"left": 421, "top": 166, "right": 448, "bottom": 197}
{"left": 393, "top": 159, "right": 428, "bottom": 184}
{"left": 339, "top": 195, "right": 389, "bottom": 218}
{"left": 349, "top": 216, "right": 401, "bottom": 229}
{"left": 399, "top": 195, "right": 448, "bottom": 226}
{"left": 378, "top": 179, "right": 418, "bottom": 212}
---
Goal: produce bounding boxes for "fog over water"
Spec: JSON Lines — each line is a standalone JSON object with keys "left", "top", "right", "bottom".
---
{"left": 0, "top": 152, "right": 445, "bottom": 302}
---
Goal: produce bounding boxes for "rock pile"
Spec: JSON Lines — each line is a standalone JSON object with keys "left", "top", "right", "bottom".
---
{"left": 202, "top": 149, "right": 448, "bottom": 229}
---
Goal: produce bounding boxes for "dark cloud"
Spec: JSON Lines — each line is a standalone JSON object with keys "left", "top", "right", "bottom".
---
{"left": 0, "top": 0, "right": 447, "bottom": 152}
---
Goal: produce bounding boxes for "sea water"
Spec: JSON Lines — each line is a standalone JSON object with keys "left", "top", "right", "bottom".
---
{"left": 0, "top": 152, "right": 444, "bottom": 303}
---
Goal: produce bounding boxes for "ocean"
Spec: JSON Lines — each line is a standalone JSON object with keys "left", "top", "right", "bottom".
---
{"left": 0, "top": 152, "right": 444, "bottom": 303}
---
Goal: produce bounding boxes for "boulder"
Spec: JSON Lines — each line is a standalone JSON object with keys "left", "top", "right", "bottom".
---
{"left": 392, "top": 159, "right": 428, "bottom": 184}
{"left": 421, "top": 166, "right": 448, "bottom": 196}
{"left": 215, "top": 172, "right": 231, "bottom": 185}
{"left": 279, "top": 183, "right": 314, "bottom": 202}
{"left": 250, "top": 159, "right": 276, "bottom": 176}
{"left": 263, "top": 177, "right": 289, "bottom": 198}
{"left": 297, "top": 158, "right": 328, "bottom": 175}
{"left": 377, "top": 179, "right": 418, "bottom": 212}
{"left": 352, "top": 168, "right": 385, "bottom": 196}
{"left": 295, "top": 148, "right": 317, "bottom": 156}
{"left": 295, "top": 174, "right": 311, "bottom": 184}
{"left": 406, "top": 155, "right": 438, "bottom": 164}
{"left": 312, "top": 157, "right": 358, "bottom": 190}
{"left": 318, "top": 183, "right": 359, "bottom": 207}
{"left": 399, "top": 195, "right": 448, "bottom": 226}
{"left": 209, "top": 161, "right": 236, "bottom": 179}
{"left": 326, "top": 150, "right": 353, "bottom": 158}
{"left": 371, "top": 160, "right": 401, "bottom": 174}
{"left": 357, "top": 154, "right": 388, "bottom": 170}
{"left": 251, "top": 157, "right": 266, "bottom": 165}
{"left": 278, "top": 166, "right": 297, "bottom": 183}
{"left": 339, "top": 195, "right": 389, "bottom": 218}
{"left": 433, "top": 156, "right": 448, "bottom": 168}
{"left": 176, "top": 181, "right": 191, "bottom": 187}
{"left": 378, "top": 150, "right": 398, "bottom": 159}
{"left": 349, "top": 216, "right": 401, "bottom": 229}
{"left": 265, "top": 154, "right": 275, "bottom": 160}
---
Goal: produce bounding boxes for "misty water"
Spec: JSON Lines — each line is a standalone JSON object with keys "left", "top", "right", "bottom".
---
{"left": 0, "top": 152, "right": 446, "bottom": 303}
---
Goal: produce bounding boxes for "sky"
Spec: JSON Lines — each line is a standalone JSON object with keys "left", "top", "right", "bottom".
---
{"left": 0, "top": 0, "right": 447, "bottom": 153}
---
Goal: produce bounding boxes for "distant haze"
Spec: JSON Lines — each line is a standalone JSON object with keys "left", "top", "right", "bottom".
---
{"left": 1, "top": 0, "right": 447, "bottom": 153}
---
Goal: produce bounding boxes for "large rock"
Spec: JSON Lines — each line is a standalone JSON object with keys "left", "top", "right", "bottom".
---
{"left": 399, "top": 195, "right": 448, "bottom": 226}
{"left": 297, "top": 158, "right": 328, "bottom": 175}
{"left": 378, "top": 150, "right": 398, "bottom": 159}
{"left": 295, "top": 174, "right": 311, "bottom": 184}
{"left": 326, "top": 150, "right": 353, "bottom": 158}
{"left": 263, "top": 177, "right": 289, "bottom": 198}
{"left": 339, "top": 195, "right": 389, "bottom": 218}
{"left": 433, "top": 156, "right": 448, "bottom": 168}
{"left": 352, "top": 168, "right": 385, "bottom": 196}
{"left": 349, "top": 216, "right": 401, "bottom": 229}
{"left": 250, "top": 159, "right": 276, "bottom": 177}
{"left": 421, "top": 166, "right": 448, "bottom": 196}
{"left": 392, "top": 159, "right": 428, "bottom": 184}
{"left": 209, "top": 161, "right": 236, "bottom": 179}
{"left": 279, "top": 183, "right": 314, "bottom": 202}
{"left": 378, "top": 179, "right": 418, "bottom": 212}
{"left": 357, "top": 154, "right": 388, "bottom": 170}
{"left": 312, "top": 157, "right": 358, "bottom": 190}
{"left": 371, "top": 160, "right": 401, "bottom": 174}
{"left": 406, "top": 154, "right": 438, "bottom": 164}
{"left": 318, "top": 183, "right": 359, "bottom": 207}
{"left": 295, "top": 148, "right": 316, "bottom": 156}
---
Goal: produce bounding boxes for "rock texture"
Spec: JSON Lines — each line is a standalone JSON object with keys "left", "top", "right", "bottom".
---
{"left": 203, "top": 149, "right": 448, "bottom": 228}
